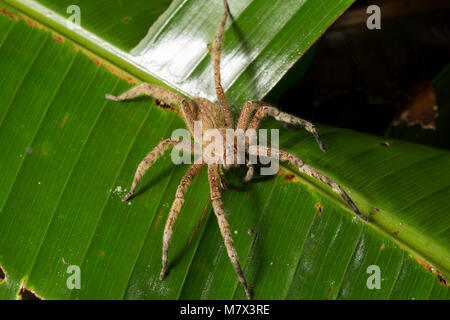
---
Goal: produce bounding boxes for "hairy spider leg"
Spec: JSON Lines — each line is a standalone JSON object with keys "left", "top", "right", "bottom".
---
{"left": 160, "top": 163, "right": 206, "bottom": 280}
{"left": 208, "top": 164, "right": 252, "bottom": 299}
{"left": 218, "top": 164, "right": 229, "bottom": 188}
{"left": 236, "top": 100, "right": 256, "bottom": 131}
{"left": 213, "top": 0, "right": 234, "bottom": 128}
{"left": 237, "top": 100, "right": 324, "bottom": 181}
{"left": 240, "top": 101, "right": 327, "bottom": 153}
{"left": 248, "top": 145, "right": 368, "bottom": 222}
{"left": 106, "top": 83, "right": 196, "bottom": 132}
{"left": 121, "top": 138, "right": 179, "bottom": 202}
{"left": 234, "top": 106, "right": 257, "bottom": 181}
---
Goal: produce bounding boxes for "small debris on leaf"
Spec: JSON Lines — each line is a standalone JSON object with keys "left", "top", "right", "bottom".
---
{"left": 0, "top": 8, "right": 14, "bottom": 19}
{"left": 415, "top": 257, "right": 448, "bottom": 287}
{"left": 315, "top": 202, "right": 324, "bottom": 216}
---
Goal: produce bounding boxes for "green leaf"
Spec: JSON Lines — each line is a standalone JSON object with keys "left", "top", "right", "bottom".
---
{"left": 0, "top": 0, "right": 448, "bottom": 300}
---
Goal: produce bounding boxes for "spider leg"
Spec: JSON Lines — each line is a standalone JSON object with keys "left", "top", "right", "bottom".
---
{"left": 248, "top": 146, "right": 368, "bottom": 222}
{"left": 244, "top": 101, "right": 327, "bottom": 153}
{"left": 236, "top": 101, "right": 256, "bottom": 130}
{"left": 213, "top": 0, "right": 233, "bottom": 128}
{"left": 122, "top": 138, "right": 179, "bottom": 202}
{"left": 106, "top": 83, "right": 195, "bottom": 131}
{"left": 218, "top": 164, "right": 229, "bottom": 188}
{"left": 160, "top": 163, "right": 205, "bottom": 280}
{"left": 235, "top": 105, "right": 256, "bottom": 181}
{"left": 208, "top": 164, "right": 252, "bottom": 300}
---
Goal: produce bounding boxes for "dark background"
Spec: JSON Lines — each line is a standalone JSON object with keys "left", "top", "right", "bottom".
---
{"left": 267, "top": 0, "right": 450, "bottom": 150}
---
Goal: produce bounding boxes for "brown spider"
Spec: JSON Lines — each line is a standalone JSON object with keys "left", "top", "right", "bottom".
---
{"left": 105, "top": 0, "right": 368, "bottom": 300}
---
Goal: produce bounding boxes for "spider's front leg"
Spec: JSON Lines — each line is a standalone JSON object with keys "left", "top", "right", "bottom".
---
{"left": 106, "top": 83, "right": 179, "bottom": 110}
{"left": 239, "top": 101, "right": 327, "bottom": 153}
{"left": 208, "top": 164, "right": 252, "bottom": 299}
{"left": 106, "top": 82, "right": 196, "bottom": 131}
{"left": 212, "top": 0, "right": 233, "bottom": 128}
{"left": 248, "top": 145, "right": 369, "bottom": 222}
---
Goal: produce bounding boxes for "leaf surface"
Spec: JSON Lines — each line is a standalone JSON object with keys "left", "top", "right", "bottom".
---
{"left": 0, "top": 0, "right": 448, "bottom": 300}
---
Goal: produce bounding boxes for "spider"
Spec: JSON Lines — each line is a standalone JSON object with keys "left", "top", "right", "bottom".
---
{"left": 105, "top": 0, "right": 368, "bottom": 300}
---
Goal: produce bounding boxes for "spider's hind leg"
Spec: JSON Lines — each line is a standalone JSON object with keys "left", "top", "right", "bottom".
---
{"left": 160, "top": 164, "right": 205, "bottom": 280}
{"left": 248, "top": 146, "right": 368, "bottom": 222}
{"left": 208, "top": 164, "right": 252, "bottom": 300}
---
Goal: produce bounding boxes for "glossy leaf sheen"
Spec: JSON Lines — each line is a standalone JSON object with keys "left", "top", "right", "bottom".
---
{"left": 0, "top": 0, "right": 448, "bottom": 300}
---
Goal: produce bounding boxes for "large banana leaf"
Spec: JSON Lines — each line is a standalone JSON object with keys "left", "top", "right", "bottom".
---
{"left": 0, "top": 0, "right": 448, "bottom": 300}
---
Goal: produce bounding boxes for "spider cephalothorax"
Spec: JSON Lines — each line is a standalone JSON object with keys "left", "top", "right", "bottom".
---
{"left": 106, "top": 0, "right": 367, "bottom": 300}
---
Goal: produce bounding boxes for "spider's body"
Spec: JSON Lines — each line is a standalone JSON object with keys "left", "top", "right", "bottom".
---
{"left": 106, "top": 0, "right": 367, "bottom": 300}
{"left": 191, "top": 97, "right": 225, "bottom": 131}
